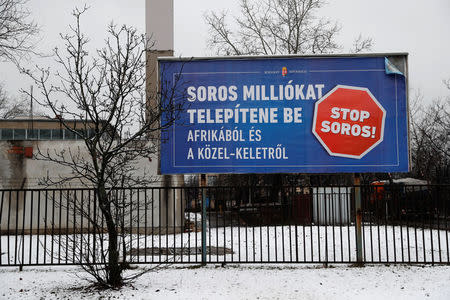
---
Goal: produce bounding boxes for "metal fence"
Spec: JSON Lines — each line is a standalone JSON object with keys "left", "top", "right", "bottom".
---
{"left": 0, "top": 184, "right": 449, "bottom": 267}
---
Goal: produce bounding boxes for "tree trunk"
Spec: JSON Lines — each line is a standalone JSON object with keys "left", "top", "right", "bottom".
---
{"left": 107, "top": 221, "right": 121, "bottom": 287}
{"left": 98, "top": 185, "right": 122, "bottom": 287}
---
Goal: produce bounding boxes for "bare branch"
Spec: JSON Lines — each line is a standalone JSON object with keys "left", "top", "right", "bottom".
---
{"left": 0, "top": 0, "right": 39, "bottom": 63}
{"left": 0, "top": 82, "right": 28, "bottom": 118}
{"left": 350, "top": 34, "right": 373, "bottom": 53}
{"left": 204, "top": 0, "right": 341, "bottom": 55}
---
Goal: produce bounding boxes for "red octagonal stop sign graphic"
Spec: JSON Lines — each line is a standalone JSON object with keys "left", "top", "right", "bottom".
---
{"left": 312, "top": 85, "right": 386, "bottom": 159}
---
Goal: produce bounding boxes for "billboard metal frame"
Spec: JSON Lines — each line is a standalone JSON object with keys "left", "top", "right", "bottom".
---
{"left": 158, "top": 53, "right": 410, "bottom": 174}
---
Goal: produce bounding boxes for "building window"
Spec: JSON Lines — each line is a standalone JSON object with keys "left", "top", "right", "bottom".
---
{"left": 13, "top": 129, "right": 26, "bottom": 140}
{"left": 0, "top": 127, "right": 94, "bottom": 140}
{"left": 51, "top": 129, "right": 63, "bottom": 140}
{"left": 40, "top": 129, "right": 52, "bottom": 140}
{"left": 64, "top": 129, "right": 76, "bottom": 140}
{"left": 1, "top": 129, "right": 13, "bottom": 140}
{"left": 28, "top": 129, "right": 39, "bottom": 140}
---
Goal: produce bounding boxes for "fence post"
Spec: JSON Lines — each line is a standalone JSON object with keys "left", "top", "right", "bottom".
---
{"left": 201, "top": 174, "right": 207, "bottom": 265}
{"left": 354, "top": 174, "right": 363, "bottom": 264}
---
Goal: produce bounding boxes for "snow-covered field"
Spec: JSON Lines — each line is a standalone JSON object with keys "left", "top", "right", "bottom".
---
{"left": 0, "top": 264, "right": 450, "bottom": 299}
{"left": 1, "top": 225, "right": 449, "bottom": 265}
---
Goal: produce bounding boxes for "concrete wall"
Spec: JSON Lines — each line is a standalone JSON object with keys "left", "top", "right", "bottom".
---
{"left": 0, "top": 140, "right": 90, "bottom": 189}
{"left": 0, "top": 140, "right": 184, "bottom": 234}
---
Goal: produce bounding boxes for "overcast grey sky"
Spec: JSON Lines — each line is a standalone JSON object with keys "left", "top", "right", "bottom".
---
{"left": 0, "top": 0, "right": 449, "bottom": 104}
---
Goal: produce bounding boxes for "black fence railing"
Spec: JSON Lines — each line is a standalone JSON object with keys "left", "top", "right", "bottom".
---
{"left": 0, "top": 184, "right": 449, "bottom": 267}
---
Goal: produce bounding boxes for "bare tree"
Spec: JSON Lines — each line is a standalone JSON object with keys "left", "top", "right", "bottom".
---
{"left": 410, "top": 85, "right": 450, "bottom": 183}
{"left": 0, "top": 82, "right": 28, "bottom": 118}
{"left": 24, "top": 8, "right": 186, "bottom": 288}
{"left": 205, "top": 0, "right": 372, "bottom": 55}
{"left": 0, "top": 0, "right": 39, "bottom": 63}
{"left": 350, "top": 33, "right": 373, "bottom": 54}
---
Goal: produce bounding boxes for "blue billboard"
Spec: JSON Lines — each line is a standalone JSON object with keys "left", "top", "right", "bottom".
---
{"left": 159, "top": 54, "right": 409, "bottom": 174}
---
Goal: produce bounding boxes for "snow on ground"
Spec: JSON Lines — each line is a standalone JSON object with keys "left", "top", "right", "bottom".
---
{"left": 2, "top": 225, "right": 449, "bottom": 265}
{"left": 0, "top": 264, "right": 449, "bottom": 299}
{"left": 1, "top": 225, "right": 449, "bottom": 299}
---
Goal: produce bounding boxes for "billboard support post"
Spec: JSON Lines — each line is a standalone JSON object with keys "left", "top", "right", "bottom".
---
{"left": 354, "top": 173, "right": 363, "bottom": 264}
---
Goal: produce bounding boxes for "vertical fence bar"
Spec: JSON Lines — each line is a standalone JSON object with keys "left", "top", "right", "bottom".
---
{"left": 151, "top": 188, "right": 155, "bottom": 263}
{"left": 294, "top": 187, "right": 299, "bottom": 263}
{"left": 302, "top": 189, "right": 306, "bottom": 262}
{"left": 58, "top": 190, "right": 62, "bottom": 264}
{"left": 316, "top": 188, "right": 321, "bottom": 263}
{"left": 87, "top": 190, "right": 91, "bottom": 265}
{"left": 223, "top": 188, "right": 226, "bottom": 262}
{"left": 6, "top": 191, "right": 11, "bottom": 265}
{"left": 445, "top": 185, "right": 449, "bottom": 263}
{"left": 130, "top": 189, "right": 134, "bottom": 263}
{"left": 230, "top": 187, "right": 234, "bottom": 263}
{"left": 400, "top": 184, "right": 408, "bottom": 263}
{"left": 324, "top": 188, "right": 328, "bottom": 264}
{"left": 435, "top": 186, "right": 441, "bottom": 263}
{"left": 375, "top": 186, "right": 381, "bottom": 263}
{"left": 80, "top": 190, "right": 84, "bottom": 264}
{"left": 93, "top": 190, "right": 97, "bottom": 264}
{"left": 144, "top": 189, "right": 148, "bottom": 263}
{"left": 354, "top": 175, "right": 363, "bottom": 264}
{"left": 14, "top": 190, "right": 19, "bottom": 266}
{"left": 165, "top": 188, "right": 169, "bottom": 263}
{"left": 390, "top": 186, "right": 396, "bottom": 263}
{"left": 413, "top": 186, "right": 419, "bottom": 263}
{"left": 159, "top": 188, "right": 162, "bottom": 263}
{"left": 43, "top": 190, "right": 48, "bottom": 265}
{"left": 29, "top": 191, "right": 33, "bottom": 265}
{"left": 310, "top": 188, "right": 314, "bottom": 262}
{"left": 405, "top": 185, "right": 411, "bottom": 264}
{"left": 252, "top": 187, "right": 256, "bottom": 263}
{"left": 36, "top": 191, "right": 41, "bottom": 264}
{"left": 100, "top": 191, "right": 105, "bottom": 264}
{"left": 281, "top": 187, "right": 286, "bottom": 262}
{"left": 0, "top": 191, "right": 4, "bottom": 265}
{"left": 65, "top": 190, "right": 70, "bottom": 264}
{"left": 331, "top": 188, "right": 336, "bottom": 263}
{"left": 137, "top": 189, "right": 140, "bottom": 263}
{"left": 173, "top": 188, "right": 176, "bottom": 262}
{"left": 201, "top": 175, "right": 207, "bottom": 265}
{"left": 429, "top": 188, "right": 435, "bottom": 265}
{"left": 208, "top": 188, "right": 211, "bottom": 263}
{"left": 180, "top": 187, "right": 183, "bottom": 263}
{"left": 215, "top": 188, "right": 219, "bottom": 263}
{"left": 383, "top": 185, "right": 389, "bottom": 263}
{"left": 421, "top": 189, "right": 426, "bottom": 263}
{"left": 366, "top": 186, "right": 373, "bottom": 262}
{"left": 187, "top": 188, "right": 191, "bottom": 263}
{"left": 346, "top": 187, "right": 351, "bottom": 262}
{"left": 20, "top": 190, "right": 26, "bottom": 267}
{"left": 338, "top": 188, "right": 343, "bottom": 262}
{"left": 288, "top": 187, "right": 292, "bottom": 263}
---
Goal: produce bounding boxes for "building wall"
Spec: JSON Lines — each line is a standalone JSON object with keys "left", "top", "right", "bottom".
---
{"left": 0, "top": 119, "right": 93, "bottom": 130}
{"left": 0, "top": 140, "right": 186, "bottom": 233}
